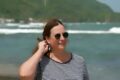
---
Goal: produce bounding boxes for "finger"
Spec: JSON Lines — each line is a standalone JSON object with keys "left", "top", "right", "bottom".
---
{"left": 44, "top": 45, "right": 49, "bottom": 53}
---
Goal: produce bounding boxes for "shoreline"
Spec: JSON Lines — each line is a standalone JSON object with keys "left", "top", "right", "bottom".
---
{"left": 0, "top": 76, "right": 18, "bottom": 80}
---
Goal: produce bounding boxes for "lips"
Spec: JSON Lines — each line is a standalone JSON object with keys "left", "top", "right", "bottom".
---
{"left": 58, "top": 42, "right": 66, "bottom": 45}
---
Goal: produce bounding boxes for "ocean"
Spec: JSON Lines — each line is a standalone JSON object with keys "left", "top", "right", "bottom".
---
{"left": 0, "top": 22, "right": 120, "bottom": 80}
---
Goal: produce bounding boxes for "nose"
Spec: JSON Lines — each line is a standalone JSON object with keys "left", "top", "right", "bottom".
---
{"left": 60, "top": 34, "right": 65, "bottom": 40}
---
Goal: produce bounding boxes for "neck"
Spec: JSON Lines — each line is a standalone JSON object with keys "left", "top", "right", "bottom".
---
{"left": 47, "top": 49, "right": 71, "bottom": 63}
{"left": 51, "top": 49, "right": 66, "bottom": 57}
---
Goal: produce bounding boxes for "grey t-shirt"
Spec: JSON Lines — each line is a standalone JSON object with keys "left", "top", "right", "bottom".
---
{"left": 35, "top": 54, "right": 89, "bottom": 80}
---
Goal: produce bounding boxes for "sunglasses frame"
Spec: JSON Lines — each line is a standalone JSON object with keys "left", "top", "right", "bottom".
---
{"left": 54, "top": 32, "right": 69, "bottom": 40}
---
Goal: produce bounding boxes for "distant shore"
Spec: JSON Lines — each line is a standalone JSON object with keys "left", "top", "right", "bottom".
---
{"left": 0, "top": 76, "right": 18, "bottom": 80}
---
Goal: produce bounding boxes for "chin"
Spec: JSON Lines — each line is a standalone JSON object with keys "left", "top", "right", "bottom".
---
{"left": 58, "top": 45, "right": 65, "bottom": 50}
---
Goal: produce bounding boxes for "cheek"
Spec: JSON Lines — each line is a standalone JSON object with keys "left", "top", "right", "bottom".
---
{"left": 49, "top": 39, "right": 57, "bottom": 45}
{"left": 50, "top": 40, "right": 60, "bottom": 48}
{"left": 64, "top": 39, "right": 68, "bottom": 45}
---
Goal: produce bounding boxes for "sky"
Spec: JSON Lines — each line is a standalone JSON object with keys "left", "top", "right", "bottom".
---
{"left": 98, "top": 0, "right": 120, "bottom": 12}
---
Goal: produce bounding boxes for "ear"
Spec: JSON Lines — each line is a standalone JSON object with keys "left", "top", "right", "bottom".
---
{"left": 45, "top": 36, "right": 51, "bottom": 43}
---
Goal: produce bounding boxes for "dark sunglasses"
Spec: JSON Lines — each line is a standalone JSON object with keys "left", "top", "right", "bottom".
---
{"left": 55, "top": 32, "right": 69, "bottom": 40}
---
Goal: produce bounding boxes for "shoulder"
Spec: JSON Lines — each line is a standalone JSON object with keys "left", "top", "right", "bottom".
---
{"left": 40, "top": 55, "right": 50, "bottom": 64}
{"left": 71, "top": 53, "right": 85, "bottom": 64}
{"left": 72, "top": 53, "right": 84, "bottom": 60}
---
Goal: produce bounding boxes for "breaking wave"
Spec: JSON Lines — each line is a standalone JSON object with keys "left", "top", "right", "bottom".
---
{"left": 0, "top": 27, "right": 120, "bottom": 34}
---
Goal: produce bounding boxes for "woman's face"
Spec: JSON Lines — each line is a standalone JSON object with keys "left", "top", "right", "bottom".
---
{"left": 47, "top": 24, "right": 68, "bottom": 51}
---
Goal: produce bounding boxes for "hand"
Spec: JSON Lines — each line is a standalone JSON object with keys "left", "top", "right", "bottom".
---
{"left": 37, "top": 40, "right": 49, "bottom": 55}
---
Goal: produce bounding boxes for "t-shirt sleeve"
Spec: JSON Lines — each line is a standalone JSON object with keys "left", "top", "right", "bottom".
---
{"left": 35, "top": 62, "right": 42, "bottom": 80}
{"left": 74, "top": 54, "right": 89, "bottom": 80}
{"left": 83, "top": 61, "right": 89, "bottom": 80}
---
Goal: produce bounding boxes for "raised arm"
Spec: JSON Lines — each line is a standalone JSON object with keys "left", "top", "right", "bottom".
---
{"left": 19, "top": 41, "right": 48, "bottom": 80}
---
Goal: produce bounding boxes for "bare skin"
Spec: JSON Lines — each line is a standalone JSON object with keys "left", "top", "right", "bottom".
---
{"left": 19, "top": 41, "right": 48, "bottom": 80}
{"left": 19, "top": 24, "right": 71, "bottom": 80}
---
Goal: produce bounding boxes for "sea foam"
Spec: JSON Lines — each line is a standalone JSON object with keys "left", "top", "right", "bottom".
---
{"left": 1, "top": 27, "right": 120, "bottom": 34}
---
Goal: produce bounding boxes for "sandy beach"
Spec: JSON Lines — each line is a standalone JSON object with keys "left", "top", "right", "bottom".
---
{"left": 0, "top": 64, "right": 19, "bottom": 80}
{"left": 0, "top": 76, "right": 18, "bottom": 80}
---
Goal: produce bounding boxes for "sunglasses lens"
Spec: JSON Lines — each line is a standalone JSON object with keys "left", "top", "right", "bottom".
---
{"left": 63, "top": 32, "right": 69, "bottom": 38}
{"left": 55, "top": 32, "right": 69, "bottom": 39}
{"left": 55, "top": 34, "right": 60, "bottom": 39}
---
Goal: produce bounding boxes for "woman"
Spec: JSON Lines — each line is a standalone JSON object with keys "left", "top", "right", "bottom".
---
{"left": 19, "top": 19, "right": 89, "bottom": 80}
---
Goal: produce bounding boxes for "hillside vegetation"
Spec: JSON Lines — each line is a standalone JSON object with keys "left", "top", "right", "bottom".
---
{"left": 0, "top": 0, "right": 120, "bottom": 22}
